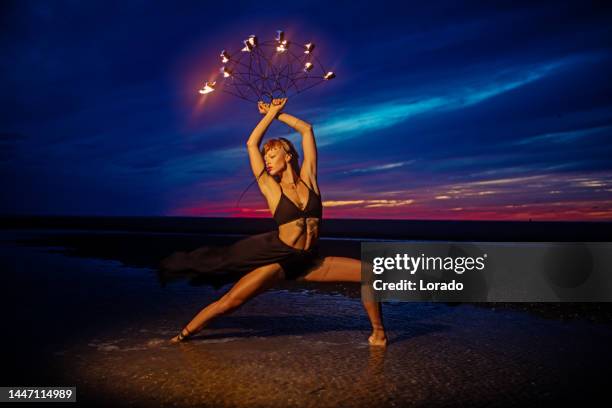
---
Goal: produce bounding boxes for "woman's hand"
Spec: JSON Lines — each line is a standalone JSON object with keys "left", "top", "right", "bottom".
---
{"left": 258, "top": 98, "right": 286, "bottom": 117}
{"left": 257, "top": 101, "right": 270, "bottom": 115}
{"left": 267, "top": 97, "right": 287, "bottom": 117}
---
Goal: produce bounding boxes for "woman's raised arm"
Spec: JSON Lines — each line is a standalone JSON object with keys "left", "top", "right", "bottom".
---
{"left": 246, "top": 99, "right": 287, "bottom": 180}
{"left": 277, "top": 112, "right": 317, "bottom": 180}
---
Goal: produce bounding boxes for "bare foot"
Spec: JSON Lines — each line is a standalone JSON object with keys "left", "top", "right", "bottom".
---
{"left": 169, "top": 327, "right": 193, "bottom": 344}
{"left": 368, "top": 331, "right": 388, "bottom": 347}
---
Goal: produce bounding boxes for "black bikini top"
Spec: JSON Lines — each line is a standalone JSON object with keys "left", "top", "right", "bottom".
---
{"left": 273, "top": 179, "right": 322, "bottom": 226}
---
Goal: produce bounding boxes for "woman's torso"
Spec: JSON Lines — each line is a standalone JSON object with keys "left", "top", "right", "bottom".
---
{"left": 266, "top": 178, "right": 322, "bottom": 251}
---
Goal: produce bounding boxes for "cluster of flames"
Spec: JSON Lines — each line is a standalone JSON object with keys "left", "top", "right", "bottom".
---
{"left": 199, "top": 30, "right": 335, "bottom": 95}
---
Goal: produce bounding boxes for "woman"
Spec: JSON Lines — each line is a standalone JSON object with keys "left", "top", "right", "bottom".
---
{"left": 160, "top": 98, "right": 387, "bottom": 346}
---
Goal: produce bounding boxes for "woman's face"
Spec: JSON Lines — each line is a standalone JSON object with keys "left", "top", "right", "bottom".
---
{"left": 264, "top": 147, "right": 290, "bottom": 176}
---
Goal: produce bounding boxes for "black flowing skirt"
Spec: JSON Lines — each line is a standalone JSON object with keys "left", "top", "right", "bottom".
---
{"left": 157, "top": 231, "right": 322, "bottom": 287}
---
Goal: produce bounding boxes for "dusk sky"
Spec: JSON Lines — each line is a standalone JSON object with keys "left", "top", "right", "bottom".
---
{"left": 2, "top": 1, "right": 612, "bottom": 220}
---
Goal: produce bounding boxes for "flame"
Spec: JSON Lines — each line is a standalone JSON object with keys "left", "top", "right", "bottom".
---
{"left": 220, "top": 67, "right": 232, "bottom": 78}
{"left": 220, "top": 50, "right": 230, "bottom": 63}
{"left": 276, "top": 42, "right": 288, "bottom": 53}
{"left": 323, "top": 71, "right": 335, "bottom": 80}
{"left": 198, "top": 81, "right": 216, "bottom": 94}
{"left": 241, "top": 34, "right": 258, "bottom": 52}
{"left": 304, "top": 43, "right": 314, "bottom": 54}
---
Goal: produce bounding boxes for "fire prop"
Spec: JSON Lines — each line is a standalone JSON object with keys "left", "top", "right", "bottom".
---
{"left": 198, "top": 30, "right": 336, "bottom": 103}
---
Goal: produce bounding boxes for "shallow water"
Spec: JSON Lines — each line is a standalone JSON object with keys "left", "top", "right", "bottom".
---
{"left": 1, "top": 230, "right": 611, "bottom": 407}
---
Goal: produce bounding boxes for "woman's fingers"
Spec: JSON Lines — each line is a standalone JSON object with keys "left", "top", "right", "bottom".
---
{"left": 271, "top": 97, "right": 287, "bottom": 107}
{"left": 258, "top": 101, "right": 271, "bottom": 115}
{"left": 268, "top": 98, "right": 287, "bottom": 113}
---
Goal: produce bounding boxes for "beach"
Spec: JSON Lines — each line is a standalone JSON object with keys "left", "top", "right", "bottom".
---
{"left": 2, "top": 220, "right": 612, "bottom": 407}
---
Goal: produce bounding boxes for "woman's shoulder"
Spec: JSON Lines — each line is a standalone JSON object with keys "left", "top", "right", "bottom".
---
{"left": 256, "top": 172, "right": 282, "bottom": 196}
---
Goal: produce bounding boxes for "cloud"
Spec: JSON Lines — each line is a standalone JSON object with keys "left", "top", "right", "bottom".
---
{"left": 515, "top": 124, "right": 612, "bottom": 145}
{"left": 306, "top": 58, "right": 576, "bottom": 146}
{"left": 203, "top": 56, "right": 579, "bottom": 160}
{"left": 322, "top": 199, "right": 415, "bottom": 208}
{"left": 342, "top": 160, "right": 415, "bottom": 174}
{"left": 323, "top": 200, "right": 365, "bottom": 207}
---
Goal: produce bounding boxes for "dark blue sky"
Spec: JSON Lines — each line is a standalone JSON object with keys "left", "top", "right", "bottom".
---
{"left": 2, "top": 0, "right": 612, "bottom": 220}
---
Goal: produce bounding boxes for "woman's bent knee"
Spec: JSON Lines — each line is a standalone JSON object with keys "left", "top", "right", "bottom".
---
{"left": 267, "top": 263, "right": 285, "bottom": 280}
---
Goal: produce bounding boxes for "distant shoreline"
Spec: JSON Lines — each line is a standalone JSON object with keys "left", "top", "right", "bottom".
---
{"left": 1, "top": 215, "right": 610, "bottom": 241}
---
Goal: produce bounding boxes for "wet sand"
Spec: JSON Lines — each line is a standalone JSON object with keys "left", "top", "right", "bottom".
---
{"left": 2, "top": 229, "right": 612, "bottom": 407}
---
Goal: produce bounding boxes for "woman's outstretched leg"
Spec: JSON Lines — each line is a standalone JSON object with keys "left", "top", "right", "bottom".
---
{"left": 170, "top": 263, "right": 284, "bottom": 343}
{"left": 301, "top": 257, "right": 387, "bottom": 346}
